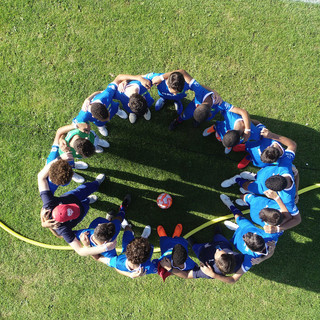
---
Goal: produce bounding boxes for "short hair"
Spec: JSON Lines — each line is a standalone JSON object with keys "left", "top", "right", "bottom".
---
{"left": 93, "top": 222, "right": 115, "bottom": 242}
{"left": 49, "top": 159, "right": 73, "bottom": 185}
{"left": 259, "top": 208, "right": 283, "bottom": 226}
{"left": 126, "top": 237, "right": 151, "bottom": 265}
{"left": 215, "top": 254, "right": 236, "bottom": 275}
{"left": 193, "top": 105, "right": 211, "bottom": 123}
{"left": 172, "top": 244, "right": 187, "bottom": 265}
{"left": 260, "top": 147, "right": 281, "bottom": 163}
{"left": 265, "top": 175, "right": 287, "bottom": 191}
{"left": 222, "top": 130, "right": 241, "bottom": 148}
{"left": 90, "top": 103, "right": 110, "bottom": 121}
{"left": 167, "top": 72, "right": 185, "bottom": 93}
{"left": 73, "top": 137, "right": 95, "bottom": 158}
{"left": 243, "top": 232, "right": 265, "bottom": 252}
{"left": 129, "top": 94, "right": 148, "bottom": 116}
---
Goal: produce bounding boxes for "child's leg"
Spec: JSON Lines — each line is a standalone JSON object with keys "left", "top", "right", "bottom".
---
{"left": 62, "top": 181, "right": 99, "bottom": 201}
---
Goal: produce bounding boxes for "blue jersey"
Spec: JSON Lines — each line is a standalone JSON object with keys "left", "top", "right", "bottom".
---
{"left": 233, "top": 216, "right": 280, "bottom": 272}
{"left": 144, "top": 72, "right": 189, "bottom": 101}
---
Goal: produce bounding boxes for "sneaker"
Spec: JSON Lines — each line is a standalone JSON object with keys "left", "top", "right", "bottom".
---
{"left": 97, "top": 138, "right": 110, "bottom": 148}
{"left": 221, "top": 174, "right": 241, "bottom": 188}
{"left": 143, "top": 109, "right": 151, "bottom": 121}
{"left": 235, "top": 199, "right": 248, "bottom": 206}
{"left": 141, "top": 225, "right": 151, "bottom": 238}
{"left": 203, "top": 125, "right": 216, "bottom": 137}
{"left": 121, "top": 194, "right": 132, "bottom": 210}
{"left": 155, "top": 98, "right": 165, "bottom": 111}
{"left": 98, "top": 126, "right": 108, "bottom": 137}
{"left": 95, "top": 173, "right": 105, "bottom": 185}
{"left": 74, "top": 161, "right": 88, "bottom": 170}
{"left": 88, "top": 195, "right": 98, "bottom": 204}
{"left": 172, "top": 223, "right": 183, "bottom": 238}
{"left": 237, "top": 155, "right": 251, "bottom": 169}
{"left": 157, "top": 225, "right": 167, "bottom": 237}
{"left": 174, "top": 101, "right": 183, "bottom": 115}
{"left": 240, "top": 171, "right": 256, "bottom": 181}
{"left": 224, "top": 220, "right": 239, "bottom": 231}
{"left": 116, "top": 108, "right": 128, "bottom": 119}
{"left": 224, "top": 147, "right": 232, "bottom": 154}
{"left": 169, "top": 119, "right": 181, "bottom": 131}
{"left": 106, "top": 210, "right": 116, "bottom": 220}
{"left": 239, "top": 187, "right": 249, "bottom": 194}
{"left": 220, "top": 194, "right": 234, "bottom": 209}
{"left": 129, "top": 113, "right": 137, "bottom": 124}
{"left": 72, "top": 172, "right": 85, "bottom": 183}
{"left": 121, "top": 219, "right": 134, "bottom": 230}
{"left": 95, "top": 146, "right": 104, "bottom": 153}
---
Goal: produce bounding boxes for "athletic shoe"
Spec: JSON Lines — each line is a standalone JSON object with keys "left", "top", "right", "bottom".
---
{"left": 203, "top": 125, "right": 216, "bottom": 137}
{"left": 121, "top": 219, "right": 129, "bottom": 229}
{"left": 97, "top": 138, "right": 110, "bottom": 148}
{"left": 157, "top": 225, "right": 167, "bottom": 237}
{"left": 221, "top": 174, "right": 241, "bottom": 188}
{"left": 116, "top": 108, "right": 128, "bottom": 119}
{"left": 144, "top": 109, "right": 151, "bottom": 121}
{"left": 106, "top": 210, "right": 116, "bottom": 220}
{"left": 98, "top": 126, "right": 108, "bottom": 137}
{"left": 172, "top": 223, "right": 183, "bottom": 238}
{"left": 155, "top": 98, "right": 165, "bottom": 111}
{"left": 224, "top": 147, "right": 232, "bottom": 154}
{"left": 224, "top": 220, "right": 239, "bottom": 231}
{"left": 232, "top": 144, "right": 246, "bottom": 152}
{"left": 141, "top": 225, "right": 151, "bottom": 239}
{"left": 237, "top": 155, "right": 251, "bottom": 169}
{"left": 240, "top": 171, "right": 256, "bottom": 181}
{"left": 72, "top": 172, "right": 85, "bottom": 183}
{"left": 88, "top": 195, "right": 98, "bottom": 204}
{"left": 220, "top": 194, "right": 234, "bottom": 209}
{"left": 95, "top": 173, "right": 105, "bottom": 185}
{"left": 122, "top": 194, "right": 131, "bottom": 211}
{"left": 74, "top": 161, "right": 88, "bottom": 170}
{"left": 95, "top": 146, "right": 103, "bottom": 153}
{"left": 235, "top": 199, "right": 248, "bottom": 206}
{"left": 169, "top": 119, "right": 181, "bottom": 131}
{"left": 129, "top": 113, "right": 137, "bottom": 124}
{"left": 239, "top": 187, "right": 249, "bottom": 194}
{"left": 174, "top": 101, "right": 183, "bottom": 115}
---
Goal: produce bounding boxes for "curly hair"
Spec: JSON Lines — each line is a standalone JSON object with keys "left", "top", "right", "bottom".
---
{"left": 49, "top": 159, "right": 73, "bottom": 185}
{"left": 167, "top": 72, "right": 185, "bottom": 93}
{"left": 128, "top": 94, "right": 148, "bottom": 116}
{"left": 259, "top": 208, "right": 283, "bottom": 226}
{"left": 93, "top": 222, "right": 115, "bottom": 242}
{"left": 91, "top": 102, "right": 110, "bottom": 121}
{"left": 222, "top": 130, "right": 241, "bottom": 148}
{"left": 260, "top": 146, "right": 281, "bottom": 163}
{"left": 73, "top": 137, "right": 95, "bottom": 158}
{"left": 215, "top": 253, "right": 236, "bottom": 275}
{"left": 193, "top": 104, "right": 211, "bottom": 124}
{"left": 126, "top": 237, "right": 151, "bottom": 265}
{"left": 172, "top": 244, "right": 187, "bottom": 265}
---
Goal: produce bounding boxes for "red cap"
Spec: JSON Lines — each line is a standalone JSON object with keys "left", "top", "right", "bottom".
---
{"left": 52, "top": 204, "right": 80, "bottom": 223}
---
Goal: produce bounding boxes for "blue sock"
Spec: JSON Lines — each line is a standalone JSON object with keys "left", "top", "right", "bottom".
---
{"left": 235, "top": 177, "right": 247, "bottom": 187}
{"left": 230, "top": 205, "right": 243, "bottom": 217}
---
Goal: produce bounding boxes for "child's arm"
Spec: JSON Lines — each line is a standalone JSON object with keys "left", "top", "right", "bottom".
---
{"left": 114, "top": 267, "right": 146, "bottom": 279}
{"left": 81, "top": 91, "right": 103, "bottom": 111}
{"left": 230, "top": 107, "right": 251, "bottom": 142}
{"left": 260, "top": 128, "right": 297, "bottom": 153}
{"left": 113, "top": 74, "right": 151, "bottom": 90}
{"left": 152, "top": 69, "right": 193, "bottom": 85}
{"left": 160, "top": 257, "right": 192, "bottom": 279}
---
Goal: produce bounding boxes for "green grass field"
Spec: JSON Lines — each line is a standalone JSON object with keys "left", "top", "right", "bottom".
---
{"left": 1, "top": 0, "right": 320, "bottom": 319}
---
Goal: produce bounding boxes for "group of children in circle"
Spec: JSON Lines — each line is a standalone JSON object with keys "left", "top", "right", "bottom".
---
{"left": 38, "top": 69, "right": 300, "bottom": 282}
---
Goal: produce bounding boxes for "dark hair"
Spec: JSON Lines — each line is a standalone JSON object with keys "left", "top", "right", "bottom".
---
{"left": 91, "top": 103, "right": 110, "bottom": 121}
{"left": 260, "top": 147, "right": 281, "bottom": 163}
{"left": 73, "top": 137, "right": 95, "bottom": 158}
{"left": 126, "top": 237, "right": 151, "bottom": 264}
{"left": 172, "top": 244, "right": 187, "bottom": 265}
{"left": 222, "top": 130, "right": 241, "bottom": 148}
{"left": 167, "top": 72, "right": 185, "bottom": 93}
{"left": 243, "top": 232, "right": 265, "bottom": 252}
{"left": 129, "top": 93, "right": 148, "bottom": 116}
{"left": 193, "top": 105, "right": 211, "bottom": 123}
{"left": 93, "top": 222, "right": 116, "bottom": 242}
{"left": 49, "top": 159, "right": 73, "bottom": 185}
{"left": 265, "top": 175, "right": 287, "bottom": 191}
{"left": 215, "top": 254, "right": 236, "bottom": 275}
{"left": 259, "top": 208, "right": 283, "bottom": 226}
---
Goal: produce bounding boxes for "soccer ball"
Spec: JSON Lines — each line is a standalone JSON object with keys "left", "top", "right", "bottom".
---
{"left": 157, "top": 193, "right": 173, "bottom": 209}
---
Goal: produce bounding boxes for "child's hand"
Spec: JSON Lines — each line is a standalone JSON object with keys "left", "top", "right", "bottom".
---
{"left": 77, "top": 122, "right": 91, "bottom": 133}
{"left": 41, "top": 210, "right": 61, "bottom": 229}
{"left": 130, "top": 267, "right": 146, "bottom": 278}
{"left": 80, "top": 231, "right": 90, "bottom": 247}
{"left": 263, "top": 189, "right": 279, "bottom": 200}
{"left": 118, "top": 80, "right": 128, "bottom": 93}
{"left": 212, "top": 90, "right": 222, "bottom": 105}
{"left": 151, "top": 76, "right": 163, "bottom": 86}
{"left": 160, "top": 257, "right": 172, "bottom": 271}
{"left": 242, "top": 130, "right": 251, "bottom": 143}
{"left": 139, "top": 77, "right": 152, "bottom": 90}
{"left": 260, "top": 127, "right": 271, "bottom": 138}
{"left": 59, "top": 139, "right": 70, "bottom": 153}
{"left": 105, "top": 239, "right": 117, "bottom": 251}
{"left": 200, "top": 262, "right": 214, "bottom": 277}
{"left": 60, "top": 152, "right": 73, "bottom": 162}
{"left": 82, "top": 99, "right": 90, "bottom": 112}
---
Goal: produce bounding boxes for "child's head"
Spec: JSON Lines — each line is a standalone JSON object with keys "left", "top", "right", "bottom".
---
{"left": 222, "top": 130, "right": 241, "bottom": 148}
{"left": 243, "top": 232, "right": 265, "bottom": 253}
{"left": 172, "top": 244, "right": 187, "bottom": 266}
{"left": 259, "top": 208, "right": 283, "bottom": 226}
{"left": 90, "top": 103, "right": 110, "bottom": 122}
{"left": 49, "top": 159, "right": 73, "bottom": 185}
{"left": 265, "top": 175, "right": 287, "bottom": 191}
{"left": 214, "top": 250, "right": 236, "bottom": 275}
{"left": 260, "top": 146, "right": 281, "bottom": 163}
{"left": 93, "top": 222, "right": 116, "bottom": 243}
{"left": 167, "top": 72, "right": 185, "bottom": 94}
{"left": 126, "top": 237, "right": 151, "bottom": 265}
{"left": 129, "top": 93, "right": 148, "bottom": 116}
{"left": 193, "top": 105, "right": 211, "bottom": 124}
{"left": 73, "top": 137, "right": 95, "bottom": 158}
